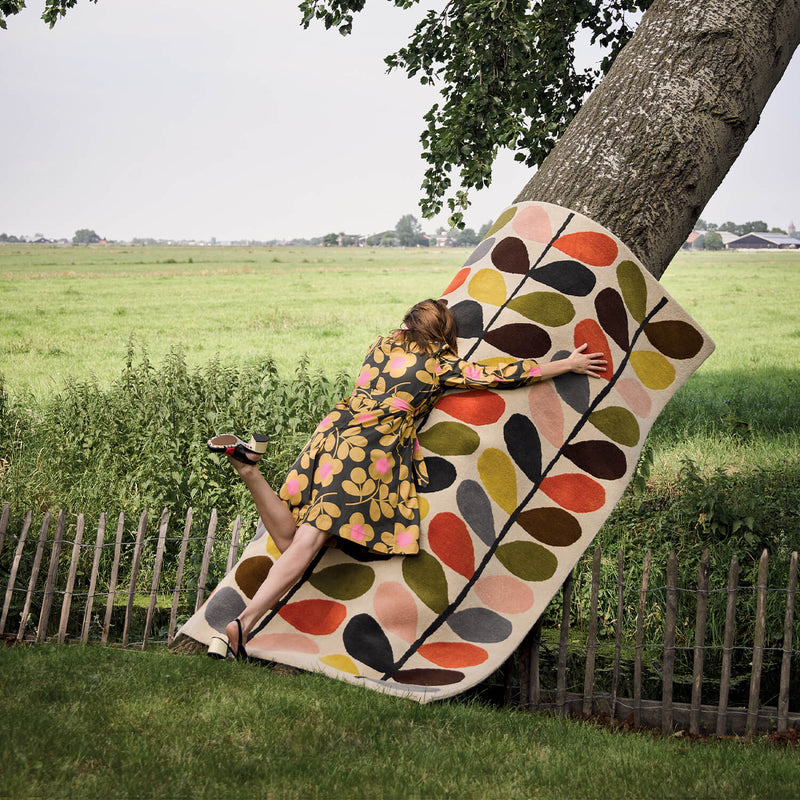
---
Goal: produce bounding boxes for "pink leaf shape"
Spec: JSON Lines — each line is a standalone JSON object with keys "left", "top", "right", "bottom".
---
{"left": 373, "top": 581, "right": 419, "bottom": 644}
{"left": 474, "top": 575, "right": 535, "bottom": 614}
{"left": 528, "top": 381, "right": 564, "bottom": 448}
{"left": 512, "top": 203, "right": 552, "bottom": 243}
{"left": 615, "top": 377, "right": 653, "bottom": 418}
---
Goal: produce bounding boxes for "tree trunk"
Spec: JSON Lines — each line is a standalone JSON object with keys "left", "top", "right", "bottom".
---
{"left": 516, "top": 0, "right": 800, "bottom": 279}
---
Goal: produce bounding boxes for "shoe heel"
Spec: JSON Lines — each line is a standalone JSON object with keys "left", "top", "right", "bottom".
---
{"left": 208, "top": 636, "right": 229, "bottom": 659}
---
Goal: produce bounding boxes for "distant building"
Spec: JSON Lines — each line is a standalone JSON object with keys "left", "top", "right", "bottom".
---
{"left": 727, "top": 232, "right": 800, "bottom": 249}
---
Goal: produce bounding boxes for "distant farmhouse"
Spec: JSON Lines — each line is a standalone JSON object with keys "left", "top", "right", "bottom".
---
{"left": 728, "top": 232, "right": 800, "bottom": 249}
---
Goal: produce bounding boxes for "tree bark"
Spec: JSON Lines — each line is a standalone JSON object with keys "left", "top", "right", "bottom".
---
{"left": 516, "top": 0, "right": 800, "bottom": 278}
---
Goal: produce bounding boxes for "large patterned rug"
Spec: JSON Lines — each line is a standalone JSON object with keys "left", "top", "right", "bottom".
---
{"left": 174, "top": 201, "right": 715, "bottom": 702}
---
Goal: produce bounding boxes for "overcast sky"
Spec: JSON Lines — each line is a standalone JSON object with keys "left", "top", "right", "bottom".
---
{"left": 1, "top": 1, "right": 798, "bottom": 242}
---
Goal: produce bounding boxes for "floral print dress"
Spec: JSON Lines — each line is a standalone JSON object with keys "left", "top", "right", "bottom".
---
{"left": 278, "top": 335, "right": 543, "bottom": 555}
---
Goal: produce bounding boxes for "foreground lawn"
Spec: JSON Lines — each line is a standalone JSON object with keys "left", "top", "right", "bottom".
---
{"left": 1, "top": 645, "right": 798, "bottom": 800}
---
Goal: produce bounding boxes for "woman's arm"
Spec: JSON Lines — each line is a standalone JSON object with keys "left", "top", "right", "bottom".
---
{"left": 537, "top": 343, "right": 607, "bottom": 379}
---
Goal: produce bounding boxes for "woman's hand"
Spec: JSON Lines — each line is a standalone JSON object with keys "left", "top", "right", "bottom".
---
{"left": 537, "top": 343, "right": 607, "bottom": 380}
{"left": 567, "top": 343, "right": 607, "bottom": 377}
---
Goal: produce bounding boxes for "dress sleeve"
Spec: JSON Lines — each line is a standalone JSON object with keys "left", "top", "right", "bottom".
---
{"left": 436, "top": 351, "right": 543, "bottom": 390}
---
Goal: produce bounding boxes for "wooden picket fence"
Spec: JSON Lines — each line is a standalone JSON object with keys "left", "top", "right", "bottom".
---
{"left": 1, "top": 502, "right": 798, "bottom": 736}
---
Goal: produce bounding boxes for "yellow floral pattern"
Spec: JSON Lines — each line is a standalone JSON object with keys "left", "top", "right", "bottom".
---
{"left": 278, "top": 335, "right": 543, "bottom": 554}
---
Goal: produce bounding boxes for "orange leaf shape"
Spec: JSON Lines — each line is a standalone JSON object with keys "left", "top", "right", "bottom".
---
{"left": 428, "top": 512, "right": 475, "bottom": 579}
{"left": 278, "top": 599, "right": 347, "bottom": 635}
{"left": 574, "top": 319, "right": 613, "bottom": 380}
{"left": 540, "top": 474, "right": 606, "bottom": 513}
{"left": 553, "top": 231, "right": 618, "bottom": 266}
{"left": 418, "top": 642, "right": 489, "bottom": 668}
{"left": 436, "top": 389, "right": 506, "bottom": 426}
{"left": 442, "top": 266, "right": 470, "bottom": 296}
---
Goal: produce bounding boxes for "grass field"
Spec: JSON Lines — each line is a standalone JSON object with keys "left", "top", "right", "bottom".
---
{"left": 1, "top": 645, "right": 799, "bottom": 800}
{"left": 0, "top": 244, "right": 463, "bottom": 398}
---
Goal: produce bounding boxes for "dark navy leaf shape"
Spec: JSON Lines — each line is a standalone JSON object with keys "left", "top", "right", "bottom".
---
{"left": 456, "top": 480, "right": 496, "bottom": 546}
{"left": 343, "top": 614, "right": 395, "bottom": 674}
{"left": 450, "top": 300, "right": 484, "bottom": 339}
{"left": 483, "top": 323, "right": 551, "bottom": 358}
{"left": 421, "top": 456, "right": 458, "bottom": 493}
{"left": 595, "top": 287, "right": 630, "bottom": 351}
{"left": 551, "top": 351, "right": 590, "bottom": 413}
{"left": 562, "top": 440, "right": 628, "bottom": 480}
{"left": 447, "top": 607, "right": 512, "bottom": 643}
{"left": 504, "top": 413, "right": 542, "bottom": 484}
{"left": 532, "top": 260, "right": 597, "bottom": 296}
{"left": 491, "top": 236, "right": 529, "bottom": 274}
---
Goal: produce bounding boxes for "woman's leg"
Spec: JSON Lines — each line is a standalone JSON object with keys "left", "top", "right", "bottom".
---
{"left": 226, "top": 523, "right": 329, "bottom": 650}
{"left": 228, "top": 456, "right": 296, "bottom": 553}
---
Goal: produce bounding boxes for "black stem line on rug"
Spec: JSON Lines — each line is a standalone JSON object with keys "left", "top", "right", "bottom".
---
{"left": 463, "top": 212, "right": 575, "bottom": 361}
{"left": 383, "top": 294, "right": 670, "bottom": 679}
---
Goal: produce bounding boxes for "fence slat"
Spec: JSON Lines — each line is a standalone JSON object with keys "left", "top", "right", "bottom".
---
{"left": 662, "top": 551, "right": 678, "bottom": 734}
{"left": 58, "top": 513, "right": 85, "bottom": 643}
{"left": 37, "top": 509, "right": 67, "bottom": 643}
{"left": 611, "top": 548, "right": 624, "bottom": 715}
{"left": 122, "top": 511, "right": 148, "bottom": 647}
{"left": 0, "top": 510, "right": 32, "bottom": 635}
{"left": 226, "top": 515, "right": 242, "bottom": 574}
{"left": 195, "top": 509, "right": 218, "bottom": 611}
{"left": 528, "top": 618, "right": 543, "bottom": 710}
{"left": 634, "top": 549, "right": 652, "bottom": 726}
{"left": 0, "top": 502, "right": 10, "bottom": 557}
{"left": 747, "top": 549, "right": 769, "bottom": 736}
{"left": 102, "top": 513, "right": 126, "bottom": 644}
{"left": 690, "top": 549, "right": 711, "bottom": 734}
{"left": 81, "top": 513, "right": 106, "bottom": 643}
{"left": 168, "top": 507, "right": 193, "bottom": 646}
{"left": 18, "top": 512, "right": 51, "bottom": 641}
{"left": 716, "top": 555, "right": 739, "bottom": 737}
{"left": 777, "top": 551, "right": 798, "bottom": 732}
{"left": 142, "top": 509, "right": 169, "bottom": 649}
{"left": 556, "top": 570, "right": 574, "bottom": 715}
{"left": 582, "top": 545, "right": 602, "bottom": 715}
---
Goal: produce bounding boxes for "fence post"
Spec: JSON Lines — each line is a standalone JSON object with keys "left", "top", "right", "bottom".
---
{"left": 195, "top": 509, "right": 218, "bottom": 611}
{"left": 142, "top": 508, "right": 169, "bottom": 649}
{"left": 102, "top": 513, "right": 126, "bottom": 644}
{"left": 662, "top": 550, "right": 678, "bottom": 734}
{"left": 37, "top": 509, "right": 66, "bottom": 643}
{"left": 81, "top": 513, "right": 106, "bottom": 644}
{"left": 633, "top": 549, "right": 652, "bottom": 726}
{"left": 168, "top": 507, "right": 193, "bottom": 646}
{"left": 0, "top": 510, "right": 32, "bottom": 635}
{"left": 690, "top": 548, "right": 711, "bottom": 734}
{"left": 18, "top": 512, "right": 51, "bottom": 641}
{"left": 716, "top": 555, "right": 739, "bottom": 736}
{"left": 528, "top": 618, "right": 543, "bottom": 710}
{"left": 556, "top": 570, "right": 574, "bottom": 716}
{"left": 58, "top": 513, "right": 85, "bottom": 643}
{"left": 777, "top": 551, "right": 798, "bottom": 732}
{"left": 747, "top": 549, "right": 769, "bottom": 736}
{"left": 122, "top": 511, "right": 148, "bottom": 647}
{"left": 611, "top": 548, "right": 624, "bottom": 716}
{"left": 226, "top": 515, "right": 242, "bottom": 574}
{"left": 582, "top": 545, "right": 602, "bottom": 716}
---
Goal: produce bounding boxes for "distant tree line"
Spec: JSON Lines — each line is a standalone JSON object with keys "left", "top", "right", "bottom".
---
{"left": 695, "top": 218, "right": 789, "bottom": 235}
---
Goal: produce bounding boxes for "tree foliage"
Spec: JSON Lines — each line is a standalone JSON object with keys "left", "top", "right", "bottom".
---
{"left": 299, "top": 0, "right": 652, "bottom": 225}
{"left": 0, "top": 0, "right": 97, "bottom": 29}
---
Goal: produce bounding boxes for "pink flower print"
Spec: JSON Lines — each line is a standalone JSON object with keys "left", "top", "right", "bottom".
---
{"left": 465, "top": 365, "right": 483, "bottom": 381}
{"left": 375, "top": 456, "right": 390, "bottom": 475}
{"left": 396, "top": 529, "right": 413, "bottom": 549}
{"left": 392, "top": 397, "right": 410, "bottom": 411}
{"left": 390, "top": 356, "right": 406, "bottom": 371}
{"left": 351, "top": 524, "right": 365, "bottom": 542}
{"left": 319, "top": 462, "right": 333, "bottom": 481}
{"left": 357, "top": 368, "right": 370, "bottom": 387}
{"left": 286, "top": 478, "right": 299, "bottom": 495}
{"left": 527, "top": 365, "right": 542, "bottom": 377}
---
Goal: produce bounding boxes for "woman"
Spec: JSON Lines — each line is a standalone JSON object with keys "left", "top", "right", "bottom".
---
{"left": 208, "top": 298, "right": 606, "bottom": 658}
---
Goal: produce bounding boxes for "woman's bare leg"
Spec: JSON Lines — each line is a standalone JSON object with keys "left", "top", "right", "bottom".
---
{"left": 228, "top": 456, "right": 296, "bottom": 553}
{"left": 226, "top": 523, "right": 329, "bottom": 651}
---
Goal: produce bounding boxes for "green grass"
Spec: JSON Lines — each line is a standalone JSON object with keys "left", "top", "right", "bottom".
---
{"left": 1, "top": 645, "right": 798, "bottom": 800}
{"left": 0, "top": 244, "right": 465, "bottom": 398}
